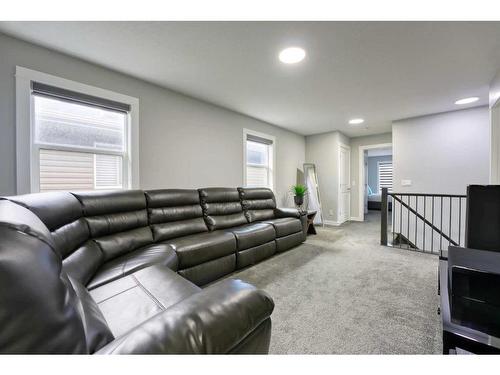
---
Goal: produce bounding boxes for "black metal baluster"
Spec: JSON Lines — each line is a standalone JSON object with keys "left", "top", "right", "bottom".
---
{"left": 423, "top": 196, "right": 426, "bottom": 252}
{"left": 449, "top": 197, "right": 452, "bottom": 249}
{"left": 407, "top": 196, "right": 410, "bottom": 247}
{"left": 440, "top": 197, "right": 443, "bottom": 251}
{"left": 391, "top": 194, "right": 395, "bottom": 246}
{"left": 431, "top": 197, "right": 434, "bottom": 253}
{"left": 415, "top": 196, "right": 418, "bottom": 249}
{"left": 399, "top": 195, "right": 402, "bottom": 248}
{"left": 458, "top": 197, "right": 462, "bottom": 247}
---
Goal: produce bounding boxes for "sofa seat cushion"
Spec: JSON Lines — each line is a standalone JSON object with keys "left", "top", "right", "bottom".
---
{"left": 89, "top": 265, "right": 200, "bottom": 338}
{"left": 224, "top": 223, "right": 275, "bottom": 250}
{"left": 276, "top": 231, "right": 305, "bottom": 253}
{"left": 164, "top": 231, "right": 236, "bottom": 269}
{"left": 87, "top": 243, "right": 178, "bottom": 290}
{"left": 178, "top": 254, "right": 236, "bottom": 286}
{"left": 263, "top": 217, "right": 302, "bottom": 238}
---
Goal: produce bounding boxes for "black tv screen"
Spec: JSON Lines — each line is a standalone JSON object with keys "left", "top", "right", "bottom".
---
{"left": 466, "top": 185, "right": 500, "bottom": 251}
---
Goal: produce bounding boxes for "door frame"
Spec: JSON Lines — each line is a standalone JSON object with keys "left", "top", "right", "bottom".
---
{"left": 338, "top": 142, "right": 351, "bottom": 224}
{"left": 357, "top": 142, "right": 392, "bottom": 221}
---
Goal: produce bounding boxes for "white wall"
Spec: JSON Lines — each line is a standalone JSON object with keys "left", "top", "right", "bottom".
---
{"left": 349, "top": 133, "right": 392, "bottom": 220}
{"left": 0, "top": 33, "right": 305, "bottom": 205}
{"left": 305, "top": 131, "right": 349, "bottom": 224}
{"left": 392, "top": 107, "right": 489, "bottom": 195}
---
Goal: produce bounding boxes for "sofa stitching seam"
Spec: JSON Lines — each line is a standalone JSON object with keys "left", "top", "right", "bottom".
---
{"left": 94, "top": 284, "right": 138, "bottom": 304}
{"left": 131, "top": 274, "right": 166, "bottom": 310}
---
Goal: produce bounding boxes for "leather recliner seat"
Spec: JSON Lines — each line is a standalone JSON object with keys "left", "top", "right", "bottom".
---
{"left": 199, "top": 187, "right": 277, "bottom": 270}
{"left": 0, "top": 186, "right": 306, "bottom": 354}
{"left": 238, "top": 188, "right": 307, "bottom": 252}
{"left": 145, "top": 189, "right": 237, "bottom": 286}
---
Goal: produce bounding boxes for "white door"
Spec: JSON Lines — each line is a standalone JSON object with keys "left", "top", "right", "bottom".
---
{"left": 338, "top": 145, "right": 351, "bottom": 223}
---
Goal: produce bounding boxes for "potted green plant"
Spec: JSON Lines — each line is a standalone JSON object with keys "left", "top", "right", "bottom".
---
{"left": 291, "top": 184, "right": 308, "bottom": 207}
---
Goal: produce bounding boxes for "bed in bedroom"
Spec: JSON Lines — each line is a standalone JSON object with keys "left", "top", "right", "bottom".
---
{"left": 367, "top": 191, "right": 392, "bottom": 211}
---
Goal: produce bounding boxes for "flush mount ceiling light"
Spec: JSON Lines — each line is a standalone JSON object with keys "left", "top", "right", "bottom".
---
{"left": 279, "top": 47, "right": 306, "bottom": 64}
{"left": 455, "top": 97, "right": 479, "bottom": 105}
{"left": 348, "top": 118, "right": 365, "bottom": 125}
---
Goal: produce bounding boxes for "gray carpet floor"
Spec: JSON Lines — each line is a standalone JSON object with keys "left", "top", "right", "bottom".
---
{"left": 223, "top": 212, "right": 442, "bottom": 354}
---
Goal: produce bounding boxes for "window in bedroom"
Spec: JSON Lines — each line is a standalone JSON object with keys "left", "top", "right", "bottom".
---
{"left": 16, "top": 67, "right": 139, "bottom": 193}
{"left": 244, "top": 130, "right": 275, "bottom": 190}
{"left": 378, "top": 160, "right": 393, "bottom": 192}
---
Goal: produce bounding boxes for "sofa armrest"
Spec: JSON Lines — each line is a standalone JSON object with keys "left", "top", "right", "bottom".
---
{"left": 96, "top": 279, "right": 274, "bottom": 354}
{"left": 274, "top": 207, "right": 302, "bottom": 219}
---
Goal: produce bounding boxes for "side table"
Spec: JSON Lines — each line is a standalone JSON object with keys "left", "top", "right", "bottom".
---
{"left": 306, "top": 210, "right": 317, "bottom": 235}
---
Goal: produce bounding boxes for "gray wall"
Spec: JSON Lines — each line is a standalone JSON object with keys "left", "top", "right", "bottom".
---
{"left": 392, "top": 107, "right": 489, "bottom": 195}
{"left": 0, "top": 33, "right": 305, "bottom": 205}
{"left": 305, "top": 131, "right": 349, "bottom": 223}
{"left": 349, "top": 133, "right": 392, "bottom": 219}
{"left": 367, "top": 155, "right": 392, "bottom": 194}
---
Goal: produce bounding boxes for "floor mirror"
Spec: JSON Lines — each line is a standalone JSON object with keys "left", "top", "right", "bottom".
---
{"left": 303, "top": 163, "right": 324, "bottom": 225}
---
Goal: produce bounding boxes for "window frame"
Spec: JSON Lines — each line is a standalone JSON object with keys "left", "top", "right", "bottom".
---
{"left": 378, "top": 160, "right": 393, "bottom": 193}
{"left": 242, "top": 128, "right": 276, "bottom": 191}
{"left": 15, "top": 66, "right": 140, "bottom": 194}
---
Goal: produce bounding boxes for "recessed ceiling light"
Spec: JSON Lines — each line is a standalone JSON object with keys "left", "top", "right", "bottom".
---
{"left": 455, "top": 97, "right": 479, "bottom": 105}
{"left": 279, "top": 47, "right": 306, "bottom": 64}
{"left": 349, "top": 118, "right": 365, "bottom": 125}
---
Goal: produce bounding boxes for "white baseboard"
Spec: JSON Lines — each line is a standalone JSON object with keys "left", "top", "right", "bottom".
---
{"left": 349, "top": 216, "right": 363, "bottom": 222}
{"left": 323, "top": 220, "right": 343, "bottom": 226}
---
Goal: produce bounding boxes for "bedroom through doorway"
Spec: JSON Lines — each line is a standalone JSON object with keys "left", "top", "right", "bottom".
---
{"left": 361, "top": 144, "right": 393, "bottom": 221}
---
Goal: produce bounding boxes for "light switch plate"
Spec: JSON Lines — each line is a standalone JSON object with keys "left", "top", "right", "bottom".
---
{"left": 401, "top": 179, "right": 412, "bottom": 186}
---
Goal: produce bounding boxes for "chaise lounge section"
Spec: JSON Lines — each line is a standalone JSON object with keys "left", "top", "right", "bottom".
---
{"left": 0, "top": 186, "right": 306, "bottom": 354}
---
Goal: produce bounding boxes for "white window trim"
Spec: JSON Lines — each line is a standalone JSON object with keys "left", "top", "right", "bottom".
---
{"left": 242, "top": 128, "right": 276, "bottom": 191}
{"left": 15, "top": 66, "right": 140, "bottom": 194}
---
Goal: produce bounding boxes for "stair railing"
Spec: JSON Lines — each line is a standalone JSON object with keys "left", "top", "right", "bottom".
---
{"left": 380, "top": 188, "right": 466, "bottom": 254}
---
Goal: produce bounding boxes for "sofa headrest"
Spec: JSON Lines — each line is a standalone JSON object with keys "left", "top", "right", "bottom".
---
{"left": 72, "top": 190, "right": 146, "bottom": 216}
{"left": 7, "top": 192, "right": 82, "bottom": 232}
{"left": 145, "top": 189, "right": 200, "bottom": 207}
{"left": 0, "top": 199, "right": 87, "bottom": 353}
{"left": 198, "top": 187, "right": 240, "bottom": 203}
{"left": 238, "top": 187, "right": 275, "bottom": 201}
{"left": 0, "top": 199, "right": 55, "bottom": 249}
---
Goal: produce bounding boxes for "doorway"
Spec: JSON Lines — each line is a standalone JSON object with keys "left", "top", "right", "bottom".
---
{"left": 358, "top": 143, "right": 393, "bottom": 221}
{"left": 338, "top": 143, "right": 351, "bottom": 224}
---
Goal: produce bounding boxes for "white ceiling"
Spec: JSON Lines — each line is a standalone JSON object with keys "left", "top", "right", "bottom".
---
{"left": 1, "top": 21, "right": 499, "bottom": 137}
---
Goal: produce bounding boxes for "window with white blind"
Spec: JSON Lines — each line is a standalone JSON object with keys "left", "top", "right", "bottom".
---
{"left": 33, "top": 89, "right": 128, "bottom": 192}
{"left": 244, "top": 130, "right": 275, "bottom": 190}
{"left": 378, "top": 161, "right": 393, "bottom": 192}
{"left": 16, "top": 67, "right": 139, "bottom": 194}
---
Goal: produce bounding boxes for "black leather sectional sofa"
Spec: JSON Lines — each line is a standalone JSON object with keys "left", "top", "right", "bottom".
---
{"left": 0, "top": 187, "right": 306, "bottom": 354}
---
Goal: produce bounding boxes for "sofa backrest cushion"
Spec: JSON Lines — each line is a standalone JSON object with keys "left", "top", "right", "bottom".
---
{"left": 0, "top": 200, "right": 87, "bottom": 353}
{"left": 7, "top": 192, "right": 101, "bottom": 286}
{"left": 72, "top": 190, "right": 153, "bottom": 262}
{"left": 199, "top": 188, "right": 248, "bottom": 231}
{"left": 238, "top": 188, "right": 277, "bottom": 222}
{"left": 145, "top": 189, "right": 208, "bottom": 241}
